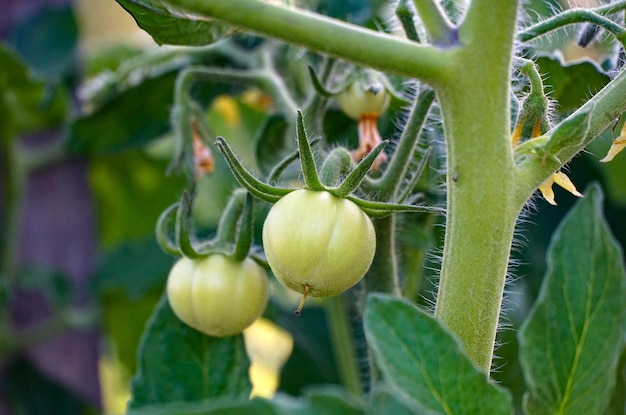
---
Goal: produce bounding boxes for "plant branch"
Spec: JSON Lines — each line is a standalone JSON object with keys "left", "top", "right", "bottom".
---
{"left": 163, "top": 0, "right": 451, "bottom": 85}
{"left": 175, "top": 66, "right": 298, "bottom": 120}
{"left": 412, "top": 0, "right": 457, "bottom": 45}
{"left": 514, "top": 66, "right": 626, "bottom": 205}
{"left": 518, "top": 7, "right": 626, "bottom": 47}
{"left": 396, "top": 0, "right": 421, "bottom": 42}
{"left": 596, "top": 0, "right": 626, "bottom": 15}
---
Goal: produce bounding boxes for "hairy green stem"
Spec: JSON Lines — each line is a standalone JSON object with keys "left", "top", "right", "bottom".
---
{"left": 364, "top": 216, "right": 400, "bottom": 296}
{"left": 518, "top": 7, "right": 626, "bottom": 46}
{"left": 164, "top": 0, "right": 450, "bottom": 84}
{"left": 596, "top": 0, "right": 626, "bottom": 15}
{"left": 369, "top": 88, "right": 435, "bottom": 199}
{"left": 361, "top": 214, "right": 399, "bottom": 387}
{"left": 412, "top": 0, "right": 456, "bottom": 45}
{"left": 303, "top": 57, "right": 339, "bottom": 142}
{"left": 434, "top": 0, "right": 520, "bottom": 372}
{"left": 175, "top": 66, "right": 298, "bottom": 120}
{"left": 439, "top": 0, "right": 465, "bottom": 25}
{"left": 325, "top": 296, "right": 362, "bottom": 397}
{"left": 396, "top": 0, "right": 421, "bottom": 42}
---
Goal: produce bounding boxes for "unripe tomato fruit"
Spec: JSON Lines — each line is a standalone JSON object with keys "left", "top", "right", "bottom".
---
{"left": 262, "top": 189, "right": 375, "bottom": 298}
{"left": 166, "top": 255, "right": 269, "bottom": 337}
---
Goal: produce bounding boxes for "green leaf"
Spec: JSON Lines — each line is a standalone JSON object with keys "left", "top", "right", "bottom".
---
{"left": 87, "top": 151, "right": 186, "bottom": 247}
{"left": 536, "top": 57, "right": 610, "bottom": 113}
{"left": 0, "top": 358, "right": 95, "bottom": 415}
{"left": 262, "top": 299, "right": 341, "bottom": 395}
{"left": 127, "top": 397, "right": 276, "bottom": 415}
{"left": 101, "top": 290, "right": 162, "bottom": 375}
{"left": 254, "top": 113, "right": 292, "bottom": 176}
{"left": 127, "top": 387, "right": 362, "bottom": 415}
{"left": 0, "top": 43, "right": 67, "bottom": 139}
{"left": 116, "top": 0, "right": 230, "bottom": 46}
{"left": 276, "top": 386, "right": 363, "bottom": 415}
{"left": 6, "top": 5, "right": 78, "bottom": 81}
{"left": 544, "top": 105, "right": 592, "bottom": 157}
{"left": 66, "top": 72, "right": 177, "bottom": 155}
{"left": 518, "top": 183, "right": 626, "bottom": 415}
{"left": 93, "top": 238, "right": 174, "bottom": 299}
{"left": 368, "top": 385, "right": 417, "bottom": 415}
{"left": 364, "top": 294, "right": 513, "bottom": 415}
{"left": 128, "top": 294, "right": 251, "bottom": 409}
{"left": 604, "top": 346, "right": 626, "bottom": 415}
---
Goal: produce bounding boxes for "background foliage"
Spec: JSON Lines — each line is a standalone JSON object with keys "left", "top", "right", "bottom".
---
{"left": 1, "top": 0, "right": 625, "bottom": 414}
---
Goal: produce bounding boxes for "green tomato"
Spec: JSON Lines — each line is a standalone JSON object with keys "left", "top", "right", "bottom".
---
{"left": 166, "top": 255, "right": 269, "bottom": 337}
{"left": 262, "top": 189, "right": 376, "bottom": 299}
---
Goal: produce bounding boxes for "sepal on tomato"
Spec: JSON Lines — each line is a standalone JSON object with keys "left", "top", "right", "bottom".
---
{"left": 333, "top": 140, "right": 388, "bottom": 197}
{"left": 156, "top": 188, "right": 259, "bottom": 260}
{"left": 232, "top": 192, "right": 254, "bottom": 262}
{"left": 215, "top": 137, "right": 293, "bottom": 203}
{"left": 215, "top": 110, "right": 442, "bottom": 218}
{"left": 155, "top": 201, "right": 181, "bottom": 256}
{"left": 307, "top": 65, "right": 346, "bottom": 98}
{"left": 295, "top": 111, "right": 325, "bottom": 191}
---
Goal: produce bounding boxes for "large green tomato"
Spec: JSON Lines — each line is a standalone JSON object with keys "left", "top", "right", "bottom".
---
{"left": 166, "top": 255, "right": 269, "bottom": 337}
{"left": 262, "top": 189, "right": 376, "bottom": 298}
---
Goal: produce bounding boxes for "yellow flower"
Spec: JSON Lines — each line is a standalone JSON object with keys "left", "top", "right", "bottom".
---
{"left": 512, "top": 114, "right": 583, "bottom": 205}
{"left": 600, "top": 122, "right": 626, "bottom": 162}
{"left": 538, "top": 171, "right": 583, "bottom": 206}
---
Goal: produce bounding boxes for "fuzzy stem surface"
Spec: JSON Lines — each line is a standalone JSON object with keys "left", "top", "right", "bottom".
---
{"left": 164, "top": 0, "right": 450, "bottom": 84}
{"left": 434, "top": 0, "right": 520, "bottom": 372}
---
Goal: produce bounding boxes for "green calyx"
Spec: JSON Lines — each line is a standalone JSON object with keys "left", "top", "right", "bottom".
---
{"left": 155, "top": 188, "right": 256, "bottom": 262}
{"left": 215, "top": 110, "right": 442, "bottom": 217}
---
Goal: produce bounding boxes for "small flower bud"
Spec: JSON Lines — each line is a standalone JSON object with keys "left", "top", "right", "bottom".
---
{"left": 192, "top": 120, "right": 214, "bottom": 179}
{"left": 336, "top": 71, "right": 390, "bottom": 120}
{"left": 337, "top": 71, "right": 390, "bottom": 169}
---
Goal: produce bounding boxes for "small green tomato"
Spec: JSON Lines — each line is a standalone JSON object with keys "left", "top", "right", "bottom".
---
{"left": 166, "top": 254, "right": 269, "bottom": 337}
{"left": 262, "top": 189, "right": 376, "bottom": 312}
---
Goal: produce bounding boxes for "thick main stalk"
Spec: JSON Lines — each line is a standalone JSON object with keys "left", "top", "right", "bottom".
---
{"left": 434, "top": 0, "right": 520, "bottom": 371}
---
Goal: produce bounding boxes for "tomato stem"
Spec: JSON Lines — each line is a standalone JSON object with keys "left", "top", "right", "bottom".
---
{"left": 295, "top": 284, "right": 311, "bottom": 316}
